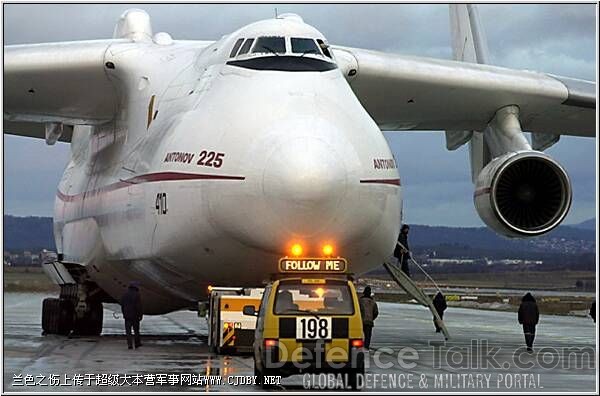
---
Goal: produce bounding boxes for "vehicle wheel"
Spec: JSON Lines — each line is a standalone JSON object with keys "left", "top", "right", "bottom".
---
{"left": 348, "top": 366, "right": 364, "bottom": 390}
{"left": 254, "top": 361, "right": 269, "bottom": 389}
{"left": 73, "top": 301, "right": 103, "bottom": 336}
{"left": 254, "top": 361, "right": 261, "bottom": 380}
{"left": 208, "top": 326, "right": 217, "bottom": 353}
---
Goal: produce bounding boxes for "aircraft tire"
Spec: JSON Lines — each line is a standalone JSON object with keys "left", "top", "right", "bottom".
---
{"left": 42, "top": 298, "right": 73, "bottom": 335}
{"left": 42, "top": 298, "right": 59, "bottom": 334}
{"left": 73, "top": 301, "right": 103, "bottom": 336}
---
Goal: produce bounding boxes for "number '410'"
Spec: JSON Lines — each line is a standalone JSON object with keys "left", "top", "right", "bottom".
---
{"left": 155, "top": 193, "right": 167, "bottom": 215}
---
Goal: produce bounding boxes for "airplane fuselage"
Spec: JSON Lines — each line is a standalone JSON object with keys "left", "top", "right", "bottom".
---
{"left": 53, "top": 16, "right": 402, "bottom": 313}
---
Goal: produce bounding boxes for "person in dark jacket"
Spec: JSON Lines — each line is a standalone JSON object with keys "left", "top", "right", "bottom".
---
{"left": 358, "top": 286, "right": 379, "bottom": 349}
{"left": 393, "top": 224, "right": 411, "bottom": 277}
{"left": 432, "top": 292, "right": 447, "bottom": 333}
{"left": 518, "top": 293, "right": 539, "bottom": 352}
{"left": 121, "top": 281, "right": 143, "bottom": 349}
{"left": 590, "top": 301, "right": 596, "bottom": 323}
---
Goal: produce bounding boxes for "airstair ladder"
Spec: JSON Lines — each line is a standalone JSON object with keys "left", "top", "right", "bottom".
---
{"left": 383, "top": 259, "right": 450, "bottom": 340}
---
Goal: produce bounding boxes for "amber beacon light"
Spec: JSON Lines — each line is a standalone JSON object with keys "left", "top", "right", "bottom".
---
{"left": 290, "top": 244, "right": 303, "bottom": 256}
{"left": 322, "top": 244, "right": 334, "bottom": 256}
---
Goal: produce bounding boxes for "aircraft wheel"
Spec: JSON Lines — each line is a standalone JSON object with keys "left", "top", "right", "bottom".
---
{"left": 73, "top": 301, "right": 103, "bottom": 336}
{"left": 42, "top": 298, "right": 59, "bottom": 334}
{"left": 42, "top": 298, "right": 73, "bottom": 335}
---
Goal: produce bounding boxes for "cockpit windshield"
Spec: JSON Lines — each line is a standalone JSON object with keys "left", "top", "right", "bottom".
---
{"left": 226, "top": 35, "right": 337, "bottom": 72}
{"left": 252, "top": 36, "right": 286, "bottom": 54}
{"left": 291, "top": 38, "right": 321, "bottom": 55}
{"left": 238, "top": 38, "right": 254, "bottom": 55}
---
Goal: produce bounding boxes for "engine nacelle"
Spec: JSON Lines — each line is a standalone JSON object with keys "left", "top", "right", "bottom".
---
{"left": 474, "top": 151, "right": 572, "bottom": 238}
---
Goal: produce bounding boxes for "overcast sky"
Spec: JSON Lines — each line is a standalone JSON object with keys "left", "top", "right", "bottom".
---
{"left": 2, "top": 3, "right": 597, "bottom": 226}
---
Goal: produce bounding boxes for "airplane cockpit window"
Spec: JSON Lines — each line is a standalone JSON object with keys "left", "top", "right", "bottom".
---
{"left": 229, "top": 38, "right": 244, "bottom": 58}
{"left": 252, "top": 36, "right": 286, "bottom": 54}
{"left": 316, "top": 39, "right": 332, "bottom": 58}
{"left": 237, "top": 38, "right": 254, "bottom": 55}
{"left": 291, "top": 38, "right": 321, "bottom": 55}
{"left": 226, "top": 35, "right": 337, "bottom": 72}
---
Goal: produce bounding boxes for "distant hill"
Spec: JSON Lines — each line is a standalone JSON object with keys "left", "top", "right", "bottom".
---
{"left": 409, "top": 223, "right": 595, "bottom": 247}
{"left": 569, "top": 218, "right": 596, "bottom": 231}
{"left": 2, "top": 215, "right": 595, "bottom": 255}
{"left": 3, "top": 215, "right": 55, "bottom": 251}
{"left": 407, "top": 223, "right": 595, "bottom": 258}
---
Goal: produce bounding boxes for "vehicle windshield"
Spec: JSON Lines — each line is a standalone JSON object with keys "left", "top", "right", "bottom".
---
{"left": 274, "top": 281, "right": 354, "bottom": 315}
{"left": 252, "top": 36, "right": 286, "bottom": 54}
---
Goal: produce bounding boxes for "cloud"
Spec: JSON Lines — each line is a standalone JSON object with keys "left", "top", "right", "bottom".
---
{"left": 2, "top": 4, "right": 596, "bottom": 226}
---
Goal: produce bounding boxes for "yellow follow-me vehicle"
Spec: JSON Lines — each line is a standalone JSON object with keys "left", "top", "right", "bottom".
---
{"left": 243, "top": 256, "right": 365, "bottom": 390}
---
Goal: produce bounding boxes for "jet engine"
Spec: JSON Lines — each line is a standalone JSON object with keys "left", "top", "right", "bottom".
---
{"left": 474, "top": 151, "right": 572, "bottom": 238}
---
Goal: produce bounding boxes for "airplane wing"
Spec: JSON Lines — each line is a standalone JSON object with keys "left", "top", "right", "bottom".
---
{"left": 3, "top": 40, "right": 123, "bottom": 143}
{"left": 332, "top": 46, "right": 595, "bottom": 137}
{"left": 3, "top": 38, "right": 214, "bottom": 143}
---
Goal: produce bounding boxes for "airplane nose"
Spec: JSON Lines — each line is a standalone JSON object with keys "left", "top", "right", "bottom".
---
{"left": 262, "top": 136, "right": 347, "bottom": 235}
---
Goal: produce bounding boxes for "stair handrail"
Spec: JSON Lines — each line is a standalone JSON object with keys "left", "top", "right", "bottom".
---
{"left": 396, "top": 241, "right": 443, "bottom": 294}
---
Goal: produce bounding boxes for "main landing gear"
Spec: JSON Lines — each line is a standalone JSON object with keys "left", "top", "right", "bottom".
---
{"left": 41, "top": 284, "right": 104, "bottom": 336}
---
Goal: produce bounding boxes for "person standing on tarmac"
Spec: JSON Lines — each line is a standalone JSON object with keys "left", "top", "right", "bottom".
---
{"left": 518, "top": 292, "right": 539, "bottom": 353}
{"left": 590, "top": 301, "right": 596, "bottom": 323}
{"left": 121, "top": 281, "right": 143, "bottom": 350}
{"left": 394, "top": 225, "right": 411, "bottom": 277}
{"left": 359, "top": 286, "right": 379, "bottom": 349}
{"left": 432, "top": 292, "right": 447, "bottom": 333}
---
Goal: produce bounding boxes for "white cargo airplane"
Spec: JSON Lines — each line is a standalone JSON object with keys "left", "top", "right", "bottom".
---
{"left": 3, "top": 5, "right": 595, "bottom": 335}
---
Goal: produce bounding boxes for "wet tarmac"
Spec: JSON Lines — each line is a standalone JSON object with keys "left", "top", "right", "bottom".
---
{"left": 3, "top": 292, "right": 596, "bottom": 392}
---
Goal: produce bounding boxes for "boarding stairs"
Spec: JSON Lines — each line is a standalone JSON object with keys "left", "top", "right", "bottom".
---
{"left": 383, "top": 247, "right": 450, "bottom": 340}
